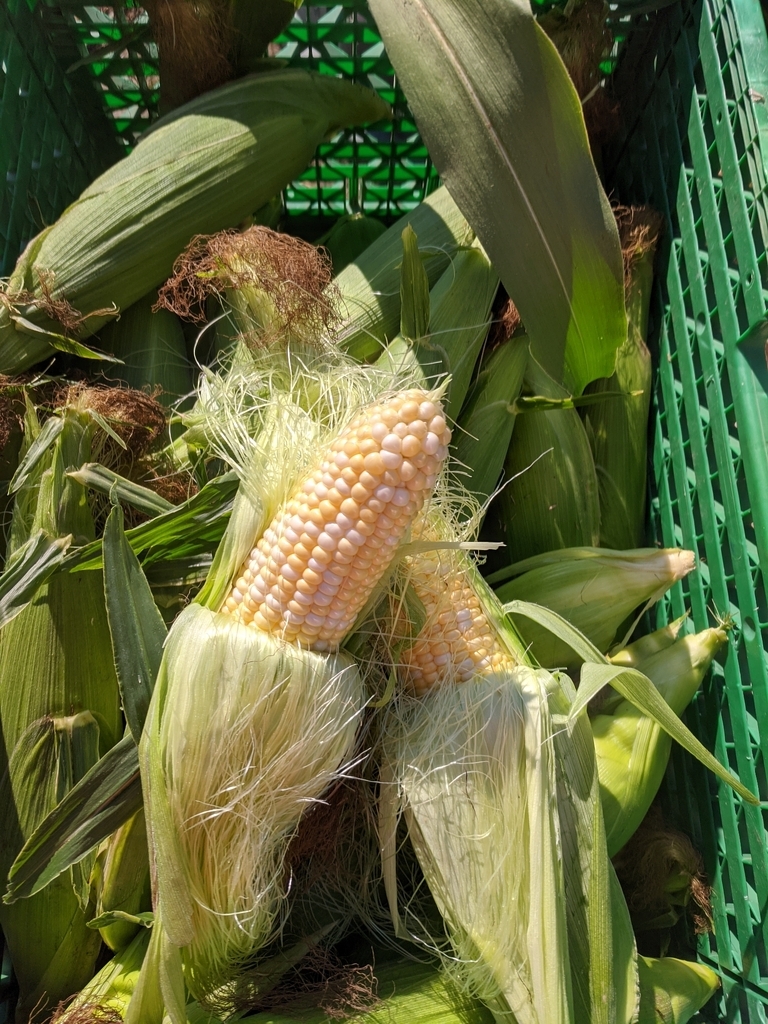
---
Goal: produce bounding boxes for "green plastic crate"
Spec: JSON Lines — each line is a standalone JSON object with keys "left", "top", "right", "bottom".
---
{"left": 605, "top": 0, "right": 768, "bottom": 1017}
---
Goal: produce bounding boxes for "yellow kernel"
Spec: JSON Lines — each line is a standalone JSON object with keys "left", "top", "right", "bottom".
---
{"left": 401, "top": 434, "right": 422, "bottom": 459}
{"left": 340, "top": 498, "right": 360, "bottom": 518}
{"left": 363, "top": 452, "right": 385, "bottom": 476}
{"left": 351, "top": 483, "right": 370, "bottom": 502}
{"left": 319, "top": 499, "right": 338, "bottom": 519}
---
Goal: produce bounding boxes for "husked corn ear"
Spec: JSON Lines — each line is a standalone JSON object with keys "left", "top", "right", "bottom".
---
{"left": 401, "top": 548, "right": 512, "bottom": 694}
{"left": 223, "top": 390, "right": 451, "bottom": 649}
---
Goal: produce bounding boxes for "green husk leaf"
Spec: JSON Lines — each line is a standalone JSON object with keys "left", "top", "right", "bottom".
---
{"left": 103, "top": 504, "right": 168, "bottom": 742}
{"left": 500, "top": 353, "right": 599, "bottom": 561}
{"left": 5, "top": 735, "right": 142, "bottom": 902}
{"left": 378, "top": 241, "right": 499, "bottom": 421}
{"left": 66, "top": 471, "right": 239, "bottom": 572}
{"left": 69, "top": 463, "right": 176, "bottom": 517}
{"left": 9, "top": 413, "right": 65, "bottom": 493}
{"left": 400, "top": 225, "right": 431, "bottom": 342}
{"left": 0, "top": 530, "right": 72, "bottom": 630}
{"left": 453, "top": 335, "right": 529, "bottom": 506}
{"left": 505, "top": 600, "right": 757, "bottom": 806}
{"left": 367, "top": 0, "right": 625, "bottom": 394}
{"left": 333, "top": 186, "right": 475, "bottom": 362}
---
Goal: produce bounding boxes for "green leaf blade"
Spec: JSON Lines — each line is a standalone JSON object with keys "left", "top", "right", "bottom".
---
{"left": 368, "top": 0, "right": 626, "bottom": 394}
{"left": 5, "top": 735, "right": 142, "bottom": 903}
{"left": 103, "top": 505, "right": 168, "bottom": 742}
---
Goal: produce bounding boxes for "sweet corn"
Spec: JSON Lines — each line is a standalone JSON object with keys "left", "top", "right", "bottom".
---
{"left": 0, "top": 71, "right": 390, "bottom": 374}
{"left": 494, "top": 547, "right": 696, "bottom": 668}
{"left": 592, "top": 627, "right": 728, "bottom": 856}
{"left": 133, "top": 386, "right": 450, "bottom": 1018}
{"left": 222, "top": 390, "right": 452, "bottom": 649}
{"left": 400, "top": 545, "right": 513, "bottom": 694}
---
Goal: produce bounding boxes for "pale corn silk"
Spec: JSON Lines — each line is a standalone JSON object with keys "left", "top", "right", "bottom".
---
{"left": 222, "top": 390, "right": 452, "bottom": 650}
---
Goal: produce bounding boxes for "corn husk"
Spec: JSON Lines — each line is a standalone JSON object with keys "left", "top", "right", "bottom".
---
{"left": 494, "top": 547, "right": 696, "bottom": 668}
{"left": 382, "top": 669, "right": 573, "bottom": 1024}
{"left": 95, "top": 809, "right": 152, "bottom": 952}
{"left": 0, "top": 70, "right": 390, "bottom": 373}
{"left": 376, "top": 239, "right": 499, "bottom": 421}
{"left": 499, "top": 353, "right": 599, "bottom": 562}
{"left": 317, "top": 214, "right": 388, "bottom": 276}
{"left": 452, "top": 334, "right": 528, "bottom": 507}
{"left": 54, "top": 927, "right": 151, "bottom": 1022}
{"left": 0, "top": 398, "right": 145, "bottom": 1020}
{"left": 609, "top": 615, "right": 687, "bottom": 667}
{"left": 332, "top": 186, "right": 475, "bottom": 362}
{"left": 584, "top": 207, "right": 662, "bottom": 551}
{"left": 637, "top": 956, "right": 719, "bottom": 1024}
{"left": 99, "top": 293, "right": 193, "bottom": 407}
{"left": 592, "top": 627, "right": 727, "bottom": 856}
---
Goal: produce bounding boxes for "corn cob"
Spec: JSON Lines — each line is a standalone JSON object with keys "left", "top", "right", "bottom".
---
{"left": 133, "top": 386, "right": 450, "bottom": 1018}
{"left": 222, "top": 390, "right": 451, "bottom": 650}
{"left": 99, "top": 293, "right": 193, "bottom": 407}
{"left": 94, "top": 809, "right": 152, "bottom": 952}
{"left": 317, "top": 214, "right": 388, "bottom": 276}
{"left": 592, "top": 626, "right": 727, "bottom": 856}
{"left": 333, "top": 186, "right": 475, "bottom": 362}
{"left": 584, "top": 207, "right": 662, "bottom": 551}
{"left": 499, "top": 354, "right": 599, "bottom": 562}
{"left": 0, "top": 71, "right": 390, "bottom": 374}
{"left": 493, "top": 547, "right": 695, "bottom": 668}
{"left": 399, "top": 545, "right": 514, "bottom": 694}
{"left": 0, "top": 400, "right": 123, "bottom": 1020}
{"left": 637, "top": 956, "right": 719, "bottom": 1024}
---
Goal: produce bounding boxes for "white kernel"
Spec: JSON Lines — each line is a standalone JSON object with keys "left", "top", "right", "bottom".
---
{"left": 391, "top": 488, "right": 411, "bottom": 507}
{"left": 382, "top": 433, "right": 401, "bottom": 453}
{"left": 318, "top": 581, "right": 338, "bottom": 595}
{"left": 336, "top": 512, "right": 354, "bottom": 530}
{"left": 293, "top": 590, "right": 314, "bottom": 606}
{"left": 381, "top": 450, "right": 403, "bottom": 470}
{"left": 335, "top": 478, "right": 352, "bottom": 497}
{"left": 322, "top": 472, "right": 336, "bottom": 489}
{"left": 305, "top": 612, "right": 326, "bottom": 628}
{"left": 334, "top": 451, "right": 350, "bottom": 469}
{"left": 419, "top": 401, "right": 437, "bottom": 421}
{"left": 325, "top": 570, "right": 344, "bottom": 586}
{"left": 314, "top": 591, "right": 333, "bottom": 607}
{"left": 371, "top": 421, "right": 388, "bottom": 441}
{"left": 315, "top": 483, "right": 329, "bottom": 500}
{"left": 317, "top": 532, "right": 335, "bottom": 552}
{"left": 281, "top": 565, "right": 300, "bottom": 581}
{"left": 283, "top": 527, "right": 301, "bottom": 545}
{"left": 423, "top": 432, "right": 440, "bottom": 455}
{"left": 325, "top": 522, "right": 342, "bottom": 539}
{"left": 308, "top": 557, "right": 327, "bottom": 574}
{"left": 346, "top": 529, "right": 365, "bottom": 546}
{"left": 375, "top": 485, "right": 395, "bottom": 502}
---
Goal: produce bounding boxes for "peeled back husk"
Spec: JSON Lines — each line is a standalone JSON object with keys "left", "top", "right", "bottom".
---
{"left": 381, "top": 669, "right": 573, "bottom": 1024}
{"left": 494, "top": 547, "right": 696, "bottom": 668}
{"left": 0, "top": 70, "right": 390, "bottom": 373}
{"left": 592, "top": 627, "right": 728, "bottom": 856}
{"left": 138, "top": 603, "right": 367, "bottom": 1012}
